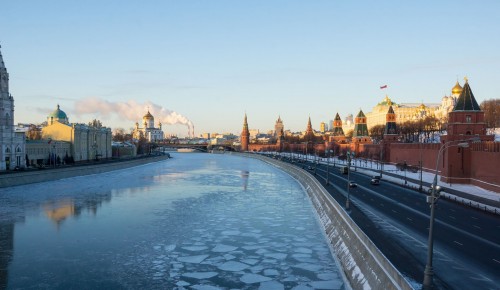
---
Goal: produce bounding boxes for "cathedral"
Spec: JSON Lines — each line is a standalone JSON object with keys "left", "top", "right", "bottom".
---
{"left": 132, "top": 110, "right": 164, "bottom": 142}
{"left": 0, "top": 46, "right": 26, "bottom": 170}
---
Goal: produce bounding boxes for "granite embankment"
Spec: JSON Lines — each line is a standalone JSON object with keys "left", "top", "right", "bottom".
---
{"left": 0, "top": 155, "right": 170, "bottom": 188}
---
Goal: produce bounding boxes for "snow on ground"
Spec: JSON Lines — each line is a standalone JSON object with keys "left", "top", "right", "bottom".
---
{"left": 277, "top": 153, "right": 499, "bottom": 212}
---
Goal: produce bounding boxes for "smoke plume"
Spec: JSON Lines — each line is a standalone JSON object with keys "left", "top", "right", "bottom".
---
{"left": 74, "top": 97, "right": 194, "bottom": 137}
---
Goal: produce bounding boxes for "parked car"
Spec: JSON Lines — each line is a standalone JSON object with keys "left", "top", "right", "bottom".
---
{"left": 370, "top": 178, "right": 380, "bottom": 185}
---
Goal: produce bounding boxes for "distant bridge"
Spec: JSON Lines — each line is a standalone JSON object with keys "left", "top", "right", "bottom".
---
{"left": 156, "top": 143, "right": 237, "bottom": 152}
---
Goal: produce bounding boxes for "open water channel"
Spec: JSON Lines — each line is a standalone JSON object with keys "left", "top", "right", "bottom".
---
{"left": 0, "top": 153, "right": 345, "bottom": 290}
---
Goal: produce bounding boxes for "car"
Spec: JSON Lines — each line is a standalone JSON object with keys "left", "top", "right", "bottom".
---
{"left": 427, "top": 184, "right": 443, "bottom": 194}
{"left": 349, "top": 182, "right": 357, "bottom": 188}
{"left": 307, "top": 166, "right": 313, "bottom": 171}
{"left": 372, "top": 175, "right": 381, "bottom": 180}
{"left": 370, "top": 178, "right": 380, "bottom": 185}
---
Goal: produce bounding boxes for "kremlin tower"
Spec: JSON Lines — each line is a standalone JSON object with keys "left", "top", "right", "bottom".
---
{"left": 383, "top": 105, "right": 398, "bottom": 142}
{"left": 240, "top": 113, "right": 250, "bottom": 151}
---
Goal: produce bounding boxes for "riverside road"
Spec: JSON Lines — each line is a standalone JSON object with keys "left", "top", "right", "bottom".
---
{"left": 270, "top": 154, "right": 500, "bottom": 290}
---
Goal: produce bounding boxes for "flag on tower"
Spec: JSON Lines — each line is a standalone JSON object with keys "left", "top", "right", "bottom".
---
{"left": 380, "top": 85, "right": 388, "bottom": 89}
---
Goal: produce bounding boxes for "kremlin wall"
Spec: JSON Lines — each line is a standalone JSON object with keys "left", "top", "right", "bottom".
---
{"left": 241, "top": 80, "right": 499, "bottom": 192}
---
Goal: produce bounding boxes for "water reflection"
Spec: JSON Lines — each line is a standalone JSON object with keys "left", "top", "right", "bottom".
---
{"left": 241, "top": 170, "right": 250, "bottom": 191}
{"left": 0, "top": 223, "right": 14, "bottom": 290}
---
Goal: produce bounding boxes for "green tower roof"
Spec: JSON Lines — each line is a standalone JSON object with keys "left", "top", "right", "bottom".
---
{"left": 453, "top": 80, "right": 481, "bottom": 111}
{"left": 48, "top": 105, "right": 68, "bottom": 119}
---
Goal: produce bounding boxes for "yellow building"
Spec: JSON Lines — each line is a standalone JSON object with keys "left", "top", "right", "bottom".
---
{"left": 42, "top": 105, "right": 112, "bottom": 162}
{"left": 25, "top": 140, "right": 71, "bottom": 166}
{"left": 365, "top": 81, "right": 462, "bottom": 129}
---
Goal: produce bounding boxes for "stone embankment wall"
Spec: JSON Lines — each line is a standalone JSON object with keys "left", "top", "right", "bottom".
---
{"left": 249, "top": 154, "right": 413, "bottom": 290}
{"left": 0, "top": 155, "right": 169, "bottom": 188}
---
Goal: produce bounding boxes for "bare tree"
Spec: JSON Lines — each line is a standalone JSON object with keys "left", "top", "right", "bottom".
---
{"left": 26, "top": 124, "right": 42, "bottom": 140}
{"left": 370, "top": 124, "right": 385, "bottom": 142}
{"left": 480, "top": 99, "right": 500, "bottom": 129}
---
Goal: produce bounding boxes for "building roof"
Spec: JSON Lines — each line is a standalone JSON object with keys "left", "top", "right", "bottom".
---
{"left": 356, "top": 110, "right": 366, "bottom": 118}
{"left": 334, "top": 113, "right": 341, "bottom": 121}
{"left": 453, "top": 80, "right": 481, "bottom": 111}
{"left": 377, "top": 95, "right": 396, "bottom": 106}
{"left": 48, "top": 105, "right": 68, "bottom": 120}
{"left": 387, "top": 105, "right": 395, "bottom": 114}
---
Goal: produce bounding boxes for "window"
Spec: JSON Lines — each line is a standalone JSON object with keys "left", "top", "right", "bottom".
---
{"left": 466, "top": 115, "right": 472, "bottom": 123}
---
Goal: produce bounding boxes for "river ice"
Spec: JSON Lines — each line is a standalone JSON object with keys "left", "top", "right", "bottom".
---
{"left": 0, "top": 153, "right": 345, "bottom": 289}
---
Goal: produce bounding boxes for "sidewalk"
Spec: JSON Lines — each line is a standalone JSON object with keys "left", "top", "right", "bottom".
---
{"left": 276, "top": 153, "right": 500, "bottom": 215}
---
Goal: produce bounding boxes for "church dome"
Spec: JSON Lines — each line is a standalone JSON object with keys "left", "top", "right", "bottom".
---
{"left": 143, "top": 111, "right": 154, "bottom": 120}
{"left": 452, "top": 81, "right": 463, "bottom": 95}
{"left": 49, "top": 105, "right": 68, "bottom": 120}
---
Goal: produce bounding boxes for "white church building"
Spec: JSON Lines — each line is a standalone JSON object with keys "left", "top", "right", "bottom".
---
{"left": 0, "top": 45, "right": 26, "bottom": 170}
{"left": 132, "top": 110, "right": 164, "bottom": 142}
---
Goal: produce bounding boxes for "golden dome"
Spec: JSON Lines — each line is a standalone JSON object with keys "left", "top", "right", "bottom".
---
{"left": 143, "top": 110, "right": 154, "bottom": 120}
{"left": 452, "top": 81, "right": 463, "bottom": 95}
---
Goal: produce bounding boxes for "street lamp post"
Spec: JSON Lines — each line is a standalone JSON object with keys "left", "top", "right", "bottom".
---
{"left": 346, "top": 150, "right": 352, "bottom": 210}
{"left": 422, "top": 139, "right": 475, "bottom": 289}
{"left": 326, "top": 149, "right": 330, "bottom": 185}
{"left": 404, "top": 160, "right": 408, "bottom": 185}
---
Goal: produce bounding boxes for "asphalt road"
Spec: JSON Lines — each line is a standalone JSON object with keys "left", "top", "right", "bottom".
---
{"left": 275, "top": 156, "right": 500, "bottom": 290}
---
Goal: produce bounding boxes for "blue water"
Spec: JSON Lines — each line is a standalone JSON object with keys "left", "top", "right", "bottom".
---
{"left": 0, "top": 153, "right": 344, "bottom": 289}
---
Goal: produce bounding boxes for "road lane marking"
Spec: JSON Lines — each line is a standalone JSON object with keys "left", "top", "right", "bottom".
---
{"left": 470, "top": 275, "right": 493, "bottom": 282}
{"left": 449, "top": 216, "right": 456, "bottom": 220}
{"left": 380, "top": 203, "right": 384, "bottom": 207}
{"left": 471, "top": 216, "right": 478, "bottom": 220}
{"left": 493, "top": 259, "right": 500, "bottom": 264}
{"left": 407, "top": 217, "right": 413, "bottom": 221}
{"left": 449, "top": 208, "right": 456, "bottom": 212}
{"left": 392, "top": 210, "right": 397, "bottom": 213}
{"left": 453, "top": 241, "right": 463, "bottom": 246}
{"left": 473, "top": 225, "right": 481, "bottom": 229}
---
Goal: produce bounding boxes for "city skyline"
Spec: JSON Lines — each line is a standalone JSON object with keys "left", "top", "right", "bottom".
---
{"left": 1, "top": 1, "right": 499, "bottom": 136}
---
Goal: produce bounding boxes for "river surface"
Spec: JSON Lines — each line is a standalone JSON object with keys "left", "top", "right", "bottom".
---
{"left": 0, "top": 153, "right": 345, "bottom": 289}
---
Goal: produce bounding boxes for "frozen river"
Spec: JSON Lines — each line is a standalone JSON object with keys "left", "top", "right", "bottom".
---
{"left": 0, "top": 153, "right": 345, "bottom": 290}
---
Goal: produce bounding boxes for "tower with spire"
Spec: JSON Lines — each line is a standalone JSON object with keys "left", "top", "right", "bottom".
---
{"left": 305, "top": 116, "right": 314, "bottom": 141}
{"left": 0, "top": 45, "right": 26, "bottom": 170}
{"left": 444, "top": 78, "right": 492, "bottom": 142}
{"left": 241, "top": 113, "right": 250, "bottom": 151}
{"left": 330, "top": 113, "right": 347, "bottom": 144}
{"left": 383, "top": 105, "right": 398, "bottom": 142}
{"left": 441, "top": 78, "right": 494, "bottom": 184}
{"left": 274, "top": 116, "right": 284, "bottom": 137}
{"left": 353, "top": 110, "right": 369, "bottom": 139}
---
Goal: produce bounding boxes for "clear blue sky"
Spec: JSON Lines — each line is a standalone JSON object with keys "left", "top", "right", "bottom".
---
{"left": 1, "top": 0, "right": 499, "bottom": 137}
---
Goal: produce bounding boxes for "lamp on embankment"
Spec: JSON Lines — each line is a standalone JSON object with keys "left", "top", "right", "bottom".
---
{"left": 423, "top": 137, "right": 479, "bottom": 289}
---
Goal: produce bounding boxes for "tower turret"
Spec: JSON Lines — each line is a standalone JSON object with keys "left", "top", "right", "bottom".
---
{"left": 445, "top": 78, "right": 492, "bottom": 142}
{"left": 241, "top": 113, "right": 250, "bottom": 151}
{"left": 353, "top": 110, "right": 368, "bottom": 137}
{"left": 332, "top": 113, "right": 344, "bottom": 136}
{"left": 305, "top": 116, "right": 314, "bottom": 140}
{"left": 383, "top": 105, "right": 399, "bottom": 142}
